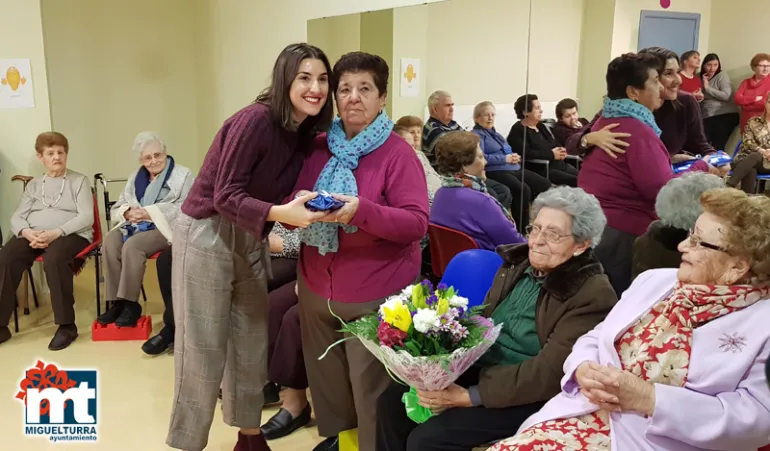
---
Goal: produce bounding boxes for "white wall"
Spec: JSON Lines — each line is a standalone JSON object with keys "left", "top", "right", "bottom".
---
{"left": 41, "top": 0, "right": 200, "bottom": 185}
{"left": 392, "top": 5, "right": 430, "bottom": 120}
{"left": 611, "top": 0, "right": 712, "bottom": 57}
{"left": 577, "top": 0, "right": 616, "bottom": 117}
{"left": 0, "top": 0, "right": 52, "bottom": 234}
{"left": 708, "top": 0, "right": 770, "bottom": 84}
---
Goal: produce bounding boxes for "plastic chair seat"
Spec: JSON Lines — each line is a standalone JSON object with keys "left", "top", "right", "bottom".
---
{"left": 440, "top": 249, "right": 504, "bottom": 308}
{"left": 428, "top": 224, "right": 479, "bottom": 278}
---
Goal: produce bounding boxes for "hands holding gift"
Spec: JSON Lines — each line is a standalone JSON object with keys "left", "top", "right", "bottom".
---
{"left": 270, "top": 190, "right": 360, "bottom": 228}
{"left": 576, "top": 361, "right": 656, "bottom": 416}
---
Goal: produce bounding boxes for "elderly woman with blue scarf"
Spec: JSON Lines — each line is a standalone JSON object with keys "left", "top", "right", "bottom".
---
{"left": 97, "top": 132, "right": 193, "bottom": 327}
{"left": 288, "top": 52, "right": 429, "bottom": 451}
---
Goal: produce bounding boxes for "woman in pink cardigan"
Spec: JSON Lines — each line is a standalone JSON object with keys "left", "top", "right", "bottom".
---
{"left": 489, "top": 188, "right": 770, "bottom": 451}
{"left": 290, "top": 52, "right": 429, "bottom": 451}
{"left": 734, "top": 53, "right": 770, "bottom": 132}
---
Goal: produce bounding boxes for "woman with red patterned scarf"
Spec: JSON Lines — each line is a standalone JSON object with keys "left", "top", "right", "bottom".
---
{"left": 488, "top": 188, "right": 770, "bottom": 451}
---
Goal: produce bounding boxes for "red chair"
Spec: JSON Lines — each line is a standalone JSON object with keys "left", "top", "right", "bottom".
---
{"left": 12, "top": 189, "right": 104, "bottom": 333}
{"left": 427, "top": 224, "right": 479, "bottom": 278}
{"left": 139, "top": 251, "right": 162, "bottom": 302}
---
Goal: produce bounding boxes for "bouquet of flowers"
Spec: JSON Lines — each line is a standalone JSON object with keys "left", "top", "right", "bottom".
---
{"left": 332, "top": 280, "right": 502, "bottom": 423}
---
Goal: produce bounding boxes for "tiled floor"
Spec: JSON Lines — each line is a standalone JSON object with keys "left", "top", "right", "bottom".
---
{"left": 0, "top": 260, "right": 322, "bottom": 450}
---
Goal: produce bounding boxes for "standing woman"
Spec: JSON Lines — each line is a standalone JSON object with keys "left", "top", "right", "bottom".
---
{"left": 700, "top": 53, "right": 740, "bottom": 151}
{"left": 292, "top": 52, "right": 429, "bottom": 451}
{"left": 166, "top": 43, "right": 333, "bottom": 451}
{"left": 735, "top": 53, "right": 770, "bottom": 132}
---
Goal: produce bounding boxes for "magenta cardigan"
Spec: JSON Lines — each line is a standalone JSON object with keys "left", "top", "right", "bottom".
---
{"left": 578, "top": 116, "right": 708, "bottom": 237}
{"left": 291, "top": 132, "right": 429, "bottom": 303}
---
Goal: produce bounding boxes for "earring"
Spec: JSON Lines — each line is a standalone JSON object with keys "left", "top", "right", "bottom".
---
{"left": 573, "top": 251, "right": 582, "bottom": 257}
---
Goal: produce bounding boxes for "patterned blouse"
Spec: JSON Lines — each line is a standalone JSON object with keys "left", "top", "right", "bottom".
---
{"left": 270, "top": 222, "right": 300, "bottom": 259}
{"left": 735, "top": 115, "right": 770, "bottom": 165}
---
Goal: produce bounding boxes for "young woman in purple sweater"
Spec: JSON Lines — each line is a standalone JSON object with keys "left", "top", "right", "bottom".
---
{"left": 577, "top": 52, "right": 718, "bottom": 297}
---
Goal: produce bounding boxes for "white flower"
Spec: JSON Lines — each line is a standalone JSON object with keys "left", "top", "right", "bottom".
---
{"left": 412, "top": 308, "right": 440, "bottom": 333}
{"left": 400, "top": 285, "right": 415, "bottom": 298}
{"left": 379, "top": 297, "right": 405, "bottom": 317}
{"left": 644, "top": 349, "right": 688, "bottom": 386}
{"left": 448, "top": 295, "right": 469, "bottom": 309}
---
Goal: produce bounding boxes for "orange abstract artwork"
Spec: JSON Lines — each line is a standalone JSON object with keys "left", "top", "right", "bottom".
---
{"left": 404, "top": 64, "right": 417, "bottom": 83}
{"left": 1, "top": 66, "right": 27, "bottom": 91}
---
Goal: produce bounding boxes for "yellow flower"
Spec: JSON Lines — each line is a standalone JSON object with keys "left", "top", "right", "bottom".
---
{"left": 436, "top": 297, "right": 449, "bottom": 316}
{"left": 412, "top": 284, "right": 427, "bottom": 309}
{"left": 382, "top": 300, "right": 413, "bottom": 332}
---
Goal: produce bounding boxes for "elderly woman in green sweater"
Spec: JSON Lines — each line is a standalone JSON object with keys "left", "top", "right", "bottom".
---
{"left": 375, "top": 186, "right": 617, "bottom": 451}
{"left": 0, "top": 132, "right": 94, "bottom": 350}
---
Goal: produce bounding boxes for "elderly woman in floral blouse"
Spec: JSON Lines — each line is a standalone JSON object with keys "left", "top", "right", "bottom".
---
{"left": 489, "top": 188, "right": 770, "bottom": 451}
{"left": 727, "top": 92, "right": 770, "bottom": 193}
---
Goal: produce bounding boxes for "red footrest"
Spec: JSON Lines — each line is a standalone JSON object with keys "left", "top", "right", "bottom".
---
{"left": 92, "top": 315, "right": 152, "bottom": 341}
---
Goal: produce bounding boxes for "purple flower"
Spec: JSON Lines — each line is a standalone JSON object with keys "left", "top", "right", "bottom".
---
{"left": 421, "top": 279, "right": 434, "bottom": 291}
{"left": 437, "top": 282, "right": 448, "bottom": 291}
{"left": 427, "top": 294, "right": 438, "bottom": 306}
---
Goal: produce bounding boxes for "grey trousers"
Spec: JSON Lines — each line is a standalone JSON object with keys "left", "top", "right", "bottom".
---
{"left": 103, "top": 227, "right": 169, "bottom": 302}
{"left": 166, "top": 213, "right": 269, "bottom": 451}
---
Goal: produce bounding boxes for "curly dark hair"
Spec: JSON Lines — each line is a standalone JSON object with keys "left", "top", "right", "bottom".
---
{"left": 555, "top": 98, "right": 578, "bottom": 121}
{"left": 332, "top": 51, "right": 389, "bottom": 95}
{"left": 434, "top": 131, "right": 481, "bottom": 175}
{"left": 514, "top": 94, "right": 538, "bottom": 120}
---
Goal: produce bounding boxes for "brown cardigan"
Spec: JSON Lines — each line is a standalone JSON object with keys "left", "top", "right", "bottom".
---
{"left": 477, "top": 243, "right": 617, "bottom": 408}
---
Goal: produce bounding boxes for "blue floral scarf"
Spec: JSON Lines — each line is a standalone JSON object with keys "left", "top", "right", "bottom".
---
{"left": 601, "top": 97, "right": 662, "bottom": 137}
{"left": 300, "top": 111, "right": 394, "bottom": 255}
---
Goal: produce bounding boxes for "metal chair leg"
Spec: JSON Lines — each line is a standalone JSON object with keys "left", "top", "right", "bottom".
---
{"left": 29, "top": 270, "right": 38, "bottom": 309}
{"left": 95, "top": 252, "right": 102, "bottom": 317}
{"left": 13, "top": 299, "right": 19, "bottom": 333}
{"left": 141, "top": 285, "right": 147, "bottom": 303}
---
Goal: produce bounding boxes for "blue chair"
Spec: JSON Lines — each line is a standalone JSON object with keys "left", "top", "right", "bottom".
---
{"left": 440, "top": 249, "right": 504, "bottom": 308}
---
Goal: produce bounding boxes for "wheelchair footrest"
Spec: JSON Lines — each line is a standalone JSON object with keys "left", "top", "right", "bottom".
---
{"left": 92, "top": 315, "right": 152, "bottom": 341}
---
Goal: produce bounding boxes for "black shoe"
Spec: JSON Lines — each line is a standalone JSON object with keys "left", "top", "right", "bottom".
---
{"left": 312, "top": 436, "right": 339, "bottom": 451}
{"left": 0, "top": 326, "right": 11, "bottom": 345}
{"left": 263, "top": 382, "right": 281, "bottom": 406}
{"left": 261, "top": 404, "right": 311, "bottom": 440}
{"left": 48, "top": 324, "right": 78, "bottom": 351}
{"left": 97, "top": 300, "right": 126, "bottom": 325}
{"left": 141, "top": 332, "right": 173, "bottom": 355}
{"left": 115, "top": 301, "right": 142, "bottom": 327}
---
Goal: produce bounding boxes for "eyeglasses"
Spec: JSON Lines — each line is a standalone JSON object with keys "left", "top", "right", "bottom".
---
{"left": 687, "top": 229, "right": 727, "bottom": 252}
{"left": 141, "top": 152, "right": 165, "bottom": 163}
{"left": 757, "top": 65, "right": 770, "bottom": 70}
{"left": 525, "top": 224, "right": 571, "bottom": 244}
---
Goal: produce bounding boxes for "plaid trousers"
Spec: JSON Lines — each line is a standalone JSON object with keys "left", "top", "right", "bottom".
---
{"left": 166, "top": 213, "right": 269, "bottom": 451}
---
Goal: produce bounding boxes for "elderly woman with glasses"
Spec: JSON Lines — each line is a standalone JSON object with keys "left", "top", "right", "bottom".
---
{"left": 376, "top": 186, "right": 617, "bottom": 451}
{"left": 490, "top": 188, "right": 770, "bottom": 451}
{"left": 290, "top": 51, "right": 429, "bottom": 451}
{"left": 97, "top": 132, "right": 193, "bottom": 328}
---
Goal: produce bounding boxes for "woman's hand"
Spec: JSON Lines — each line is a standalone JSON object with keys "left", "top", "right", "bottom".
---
{"left": 707, "top": 163, "right": 731, "bottom": 177}
{"left": 590, "top": 365, "right": 656, "bottom": 416}
{"left": 131, "top": 208, "right": 151, "bottom": 222}
{"left": 31, "top": 229, "right": 63, "bottom": 248}
{"left": 585, "top": 124, "right": 631, "bottom": 158}
{"left": 317, "top": 194, "right": 359, "bottom": 225}
{"left": 552, "top": 147, "right": 568, "bottom": 160}
{"left": 702, "top": 77, "right": 709, "bottom": 89}
{"left": 671, "top": 154, "right": 696, "bottom": 164}
{"left": 268, "top": 192, "right": 329, "bottom": 228}
{"left": 21, "top": 229, "right": 41, "bottom": 244}
{"left": 505, "top": 154, "right": 521, "bottom": 164}
{"left": 416, "top": 384, "right": 473, "bottom": 412}
{"left": 576, "top": 361, "right": 621, "bottom": 410}
{"left": 693, "top": 89, "right": 705, "bottom": 102}
{"left": 268, "top": 233, "right": 284, "bottom": 254}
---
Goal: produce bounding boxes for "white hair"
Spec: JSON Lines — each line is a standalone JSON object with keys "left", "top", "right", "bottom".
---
{"left": 531, "top": 186, "right": 607, "bottom": 248}
{"left": 473, "top": 101, "right": 495, "bottom": 118}
{"left": 655, "top": 172, "right": 725, "bottom": 230}
{"left": 427, "top": 90, "right": 451, "bottom": 109}
{"left": 132, "top": 131, "right": 167, "bottom": 156}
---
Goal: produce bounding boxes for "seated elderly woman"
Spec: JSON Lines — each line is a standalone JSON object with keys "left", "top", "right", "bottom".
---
{"left": 97, "top": 132, "right": 193, "bottom": 327}
{"left": 473, "top": 101, "right": 551, "bottom": 228}
{"left": 632, "top": 172, "right": 724, "bottom": 280}
{"left": 0, "top": 132, "right": 93, "bottom": 350}
{"left": 376, "top": 186, "right": 617, "bottom": 451}
{"left": 578, "top": 52, "right": 719, "bottom": 297}
{"left": 727, "top": 92, "right": 770, "bottom": 193}
{"left": 552, "top": 98, "right": 589, "bottom": 148}
{"left": 506, "top": 94, "right": 578, "bottom": 187}
{"left": 490, "top": 188, "right": 770, "bottom": 451}
{"left": 431, "top": 131, "right": 526, "bottom": 251}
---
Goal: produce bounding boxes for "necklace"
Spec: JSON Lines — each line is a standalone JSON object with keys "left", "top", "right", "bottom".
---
{"left": 41, "top": 174, "right": 66, "bottom": 208}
